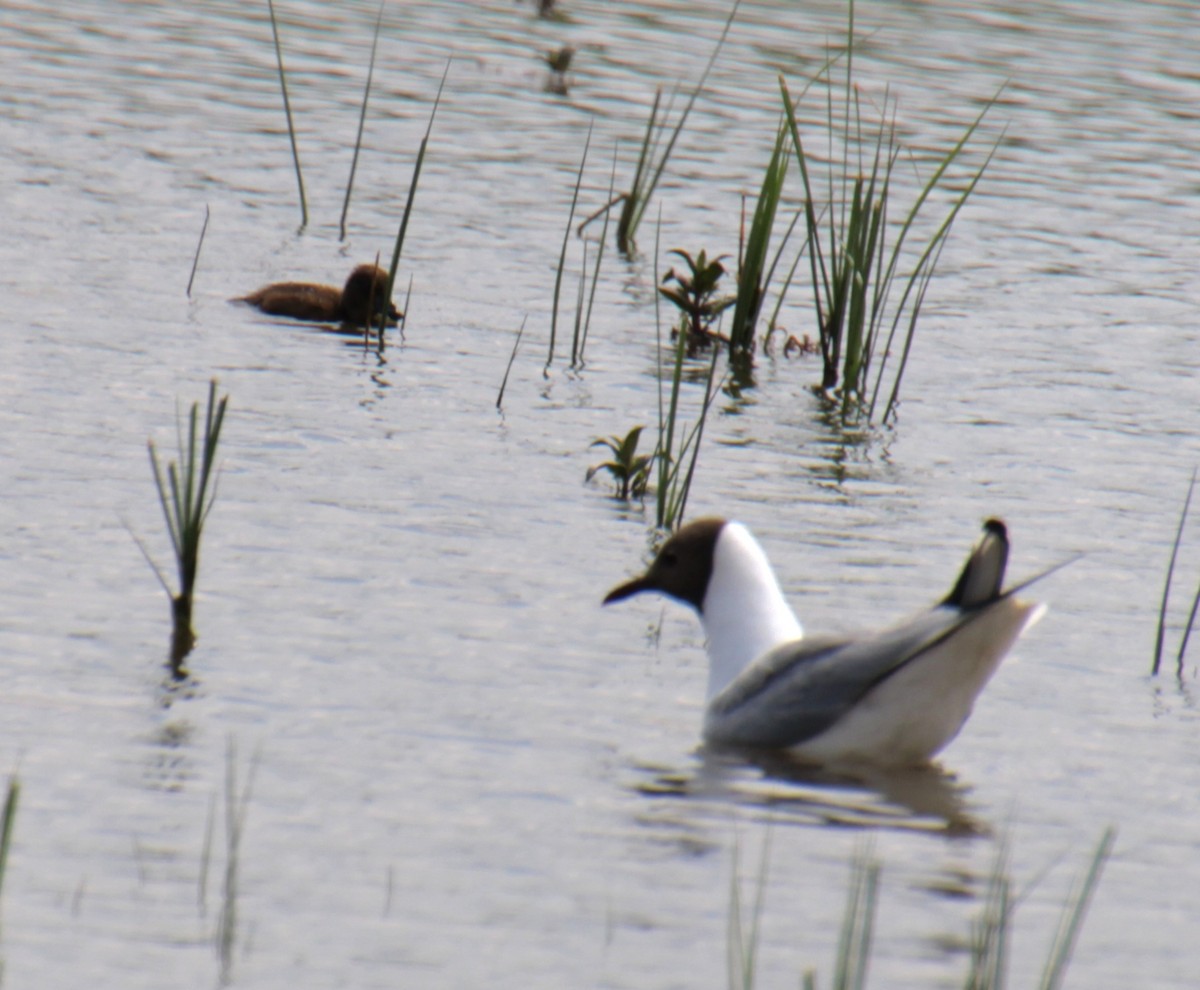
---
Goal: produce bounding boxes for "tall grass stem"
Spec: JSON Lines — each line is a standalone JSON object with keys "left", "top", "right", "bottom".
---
{"left": 617, "top": 0, "right": 741, "bottom": 253}
{"left": 728, "top": 123, "right": 790, "bottom": 351}
{"left": 573, "top": 143, "right": 617, "bottom": 367}
{"left": 216, "top": 738, "right": 260, "bottom": 987}
{"left": 548, "top": 121, "right": 593, "bottom": 370}
{"left": 726, "top": 831, "right": 772, "bottom": 990}
{"left": 1153, "top": 468, "right": 1196, "bottom": 675}
{"left": 0, "top": 773, "right": 18, "bottom": 905}
{"left": 651, "top": 215, "right": 721, "bottom": 530}
{"left": 187, "top": 205, "right": 210, "bottom": 298}
{"left": 266, "top": 0, "right": 307, "bottom": 229}
{"left": 496, "top": 317, "right": 527, "bottom": 411}
{"left": 832, "top": 841, "right": 880, "bottom": 990}
{"left": 1037, "top": 827, "right": 1116, "bottom": 990}
{"left": 378, "top": 60, "right": 450, "bottom": 340}
{"left": 340, "top": 1, "right": 386, "bottom": 241}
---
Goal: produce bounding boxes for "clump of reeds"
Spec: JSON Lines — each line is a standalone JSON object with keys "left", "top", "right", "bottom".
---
{"left": 147, "top": 380, "right": 229, "bottom": 679}
{"left": 782, "top": 0, "right": 999, "bottom": 421}
{"left": 548, "top": 135, "right": 617, "bottom": 371}
{"left": 727, "top": 125, "right": 798, "bottom": 356}
{"left": 598, "top": 0, "right": 740, "bottom": 256}
{"left": 654, "top": 298, "right": 722, "bottom": 532}
{"left": 1152, "top": 467, "right": 1200, "bottom": 678}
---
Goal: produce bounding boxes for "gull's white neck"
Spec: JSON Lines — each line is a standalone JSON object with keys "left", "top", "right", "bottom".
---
{"left": 699, "top": 523, "right": 802, "bottom": 700}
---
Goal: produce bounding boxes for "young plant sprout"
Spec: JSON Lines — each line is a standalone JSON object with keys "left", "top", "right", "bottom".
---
{"left": 587, "top": 426, "right": 653, "bottom": 501}
{"left": 146, "top": 380, "right": 229, "bottom": 678}
{"left": 659, "top": 249, "right": 737, "bottom": 350}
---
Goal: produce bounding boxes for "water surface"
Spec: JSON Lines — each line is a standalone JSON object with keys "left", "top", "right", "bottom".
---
{"left": 2, "top": 1, "right": 1199, "bottom": 987}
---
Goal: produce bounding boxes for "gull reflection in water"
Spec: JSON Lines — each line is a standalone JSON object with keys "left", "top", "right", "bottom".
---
{"left": 631, "top": 745, "right": 987, "bottom": 838}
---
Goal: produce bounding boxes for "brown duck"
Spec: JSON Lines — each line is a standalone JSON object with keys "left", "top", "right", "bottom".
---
{"left": 236, "top": 264, "right": 401, "bottom": 327}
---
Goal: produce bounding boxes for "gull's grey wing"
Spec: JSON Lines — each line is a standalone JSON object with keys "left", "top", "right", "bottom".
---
{"left": 704, "top": 606, "right": 970, "bottom": 749}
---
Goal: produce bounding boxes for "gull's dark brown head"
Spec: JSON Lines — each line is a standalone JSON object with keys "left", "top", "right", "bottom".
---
{"left": 603, "top": 517, "right": 727, "bottom": 613}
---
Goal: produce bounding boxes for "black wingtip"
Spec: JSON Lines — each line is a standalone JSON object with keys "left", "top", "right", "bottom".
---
{"left": 943, "top": 518, "right": 1010, "bottom": 608}
{"left": 982, "top": 518, "right": 1007, "bottom": 540}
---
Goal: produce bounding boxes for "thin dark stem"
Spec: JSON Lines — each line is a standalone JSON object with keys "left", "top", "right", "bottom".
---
{"left": 379, "top": 60, "right": 451, "bottom": 340}
{"left": 1153, "top": 468, "right": 1196, "bottom": 676}
{"left": 547, "top": 120, "right": 592, "bottom": 372}
{"left": 266, "top": 0, "right": 307, "bottom": 229}
{"left": 187, "top": 205, "right": 210, "bottom": 298}
{"left": 340, "top": 0, "right": 386, "bottom": 241}
{"left": 496, "top": 317, "right": 527, "bottom": 411}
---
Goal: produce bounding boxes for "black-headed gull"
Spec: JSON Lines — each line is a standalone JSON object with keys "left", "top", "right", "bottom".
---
{"left": 604, "top": 518, "right": 1047, "bottom": 767}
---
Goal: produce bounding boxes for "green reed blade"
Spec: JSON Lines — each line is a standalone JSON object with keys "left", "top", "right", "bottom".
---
{"left": 1154, "top": 467, "right": 1196, "bottom": 675}
{"left": 266, "top": 0, "right": 307, "bottom": 229}
{"left": 548, "top": 120, "right": 592, "bottom": 370}
{"left": 340, "top": 0, "right": 386, "bottom": 241}
{"left": 496, "top": 317, "right": 527, "bottom": 411}
{"left": 187, "top": 204, "right": 209, "bottom": 299}
{"left": 619, "top": 0, "right": 741, "bottom": 252}
{"left": 832, "top": 841, "right": 880, "bottom": 990}
{"left": 379, "top": 60, "right": 450, "bottom": 339}
{"left": 1038, "top": 827, "right": 1115, "bottom": 990}
{"left": 728, "top": 122, "right": 789, "bottom": 352}
{"left": 0, "top": 773, "right": 19, "bottom": 901}
{"left": 576, "top": 142, "right": 618, "bottom": 366}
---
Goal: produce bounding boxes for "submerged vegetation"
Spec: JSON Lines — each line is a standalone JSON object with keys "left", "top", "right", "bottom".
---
{"left": 146, "top": 380, "right": 229, "bottom": 679}
{"left": 728, "top": 830, "right": 1114, "bottom": 990}
{"left": 214, "top": 738, "right": 259, "bottom": 987}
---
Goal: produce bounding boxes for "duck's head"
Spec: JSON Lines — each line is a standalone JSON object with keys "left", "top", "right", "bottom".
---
{"left": 341, "top": 264, "right": 401, "bottom": 326}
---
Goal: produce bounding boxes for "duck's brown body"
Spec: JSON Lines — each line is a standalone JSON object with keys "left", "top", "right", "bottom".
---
{"left": 237, "top": 264, "right": 400, "bottom": 327}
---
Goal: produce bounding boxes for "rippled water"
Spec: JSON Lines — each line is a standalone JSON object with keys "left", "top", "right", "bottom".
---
{"left": 3, "top": 0, "right": 1200, "bottom": 987}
